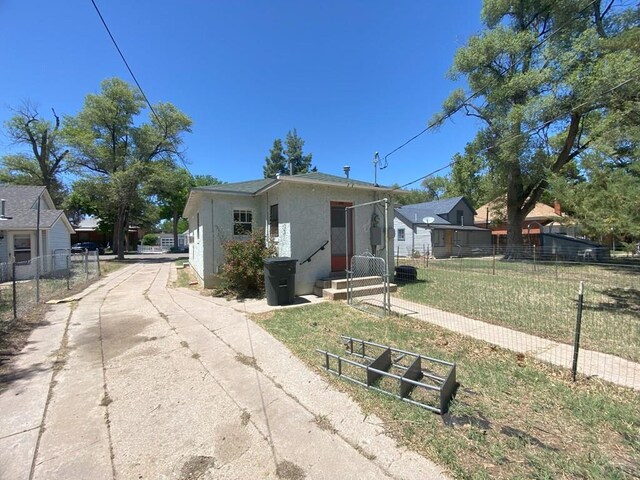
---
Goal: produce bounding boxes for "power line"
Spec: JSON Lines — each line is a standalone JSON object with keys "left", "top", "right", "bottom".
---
{"left": 90, "top": 0, "right": 160, "bottom": 124}
{"left": 89, "top": 0, "right": 192, "bottom": 174}
{"left": 393, "top": 69, "right": 640, "bottom": 192}
{"left": 380, "top": 1, "right": 598, "bottom": 167}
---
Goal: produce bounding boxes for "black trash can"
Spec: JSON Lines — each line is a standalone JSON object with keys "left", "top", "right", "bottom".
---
{"left": 264, "top": 257, "right": 297, "bottom": 306}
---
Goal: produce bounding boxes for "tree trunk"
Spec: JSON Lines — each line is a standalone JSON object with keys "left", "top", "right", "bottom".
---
{"left": 505, "top": 205, "right": 526, "bottom": 259}
{"left": 115, "top": 205, "right": 129, "bottom": 261}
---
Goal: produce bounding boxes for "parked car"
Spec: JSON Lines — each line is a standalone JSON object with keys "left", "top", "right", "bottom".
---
{"left": 71, "top": 242, "right": 105, "bottom": 255}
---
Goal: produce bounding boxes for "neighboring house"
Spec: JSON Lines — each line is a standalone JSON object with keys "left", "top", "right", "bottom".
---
{"left": 0, "top": 185, "right": 74, "bottom": 278}
{"left": 157, "top": 232, "right": 188, "bottom": 250}
{"left": 394, "top": 197, "right": 491, "bottom": 258}
{"left": 137, "top": 232, "right": 189, "bottom": 253}
{"left": 474, "top": 199, "right": 606, "bottom": 260}
{"left": 473, "top": 199, "right": 578, "bottom": 248}
{"left": 183, "top": 172, "right": 396, "bottom": 294}
{"left": 72, "top": 215, "right": 142, "bottom": 251}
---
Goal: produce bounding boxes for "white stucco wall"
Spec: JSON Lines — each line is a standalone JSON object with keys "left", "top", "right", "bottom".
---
{"left": 188, "top": 183, "right": 395, "bottom": 294}
{"left": 265, "top": 183, "right": 395, "bottom": 295}
{"left": 188, "top": 200, "right": 208, "bottom": 286}
{"left": 189, "top": 194, "right": 264, "bottom": 288}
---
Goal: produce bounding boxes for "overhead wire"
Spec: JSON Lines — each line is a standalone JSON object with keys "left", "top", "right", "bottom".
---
{"left": 89, "top": 0, "right": 193, "bottom": 175}
{"left": 393, "top": 68, "right": 640, "bottom": 192}
{"left": 380, "top": 0, "right": 598, "bottom": 169}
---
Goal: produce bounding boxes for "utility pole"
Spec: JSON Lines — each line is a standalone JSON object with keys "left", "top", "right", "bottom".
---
{"left": 373, "top": 152, "right": 379, "bottom": 186}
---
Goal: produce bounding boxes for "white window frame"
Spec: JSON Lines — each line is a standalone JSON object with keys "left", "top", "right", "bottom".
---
{"left": 397, "top": 228, "right": 405, "bottom": 242}
{"left": 233, "top": 209, "right": 253, "bottom": 236}
{"left": 13, "top": 233, "right": 33, "bottom": 263}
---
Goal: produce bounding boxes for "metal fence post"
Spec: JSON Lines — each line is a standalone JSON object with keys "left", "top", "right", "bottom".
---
{"left": 12, "top": 262, "right": 17, "bottom": 321}
{"left": 571, "top": 281, "right": 585, "bottom": 382}
{"left": 96, "top": 251, "right": 101, "bottom": 277}
{"left": 84, "top": 251, "right": 89, "bottom": 281}
{"left": 36, "top": 255, "right": 40, "bottom": 303}
{"left": 66, "top": 254, "right": 71, "bottom": 290}
{"left": 492, "top": 244, "right": 496, "bottom": 275}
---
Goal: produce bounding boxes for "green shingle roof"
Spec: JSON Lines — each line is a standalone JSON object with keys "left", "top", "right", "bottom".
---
{"left": 193, "top": 178, "right": 274, "bottom": 195}
{"left": 192, "top": 171, "right": 388, "bottom": 195}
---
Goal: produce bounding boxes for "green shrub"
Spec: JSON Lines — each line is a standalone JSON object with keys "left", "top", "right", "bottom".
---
{"left": 219, "top": 230, "right": 276, "bottom": 297}
{"left": 142, "top": 233, "right": 159, "bottom": 246}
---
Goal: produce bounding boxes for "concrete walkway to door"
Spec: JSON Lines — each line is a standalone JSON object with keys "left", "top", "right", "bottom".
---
{"left": 0, "top": 260, "right": 448, "bottom": 480}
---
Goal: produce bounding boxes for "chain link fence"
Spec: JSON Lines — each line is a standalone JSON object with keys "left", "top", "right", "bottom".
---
{"left": 348, "top": 252, "right": 389, "bottom": 316}
{"left": 0, "top": 251, "right": 100, "bottom": 330}
{"left": 392, "top": 245, "right": 639, "bottom": 388}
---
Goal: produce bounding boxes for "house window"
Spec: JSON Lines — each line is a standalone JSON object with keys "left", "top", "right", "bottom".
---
{"left": 456, "top": 210, "right": 464, "bottom": 226}
{"left": 397, "top": 228, "right": 405, "bottom": 241}
{"left": 196, "top": 212, "right": 200, "bottom": 239}
{"left": 433, "top": 230, "right": 444, "bottom": 246}
{"left": 270, "top": 204, "right": 279, "bottom": 237}
{"left": 233, "top": 209, "right": 253, "bottom": 235}
{"left": 14, "top": 234, "right": 32, "bottom": 263}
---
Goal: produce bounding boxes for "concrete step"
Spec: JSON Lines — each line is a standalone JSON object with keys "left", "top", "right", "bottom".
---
{"left": 331, "top": 276, "right": 385, "bottom": 290}
{"left": 315, "top": 279, "right": 334, "bottom": 289}
{"left": 313, "top": 286, "right": 324, "bottom": 297}
{"left": 322, "top": 283, "right": 398, "bottom": 301}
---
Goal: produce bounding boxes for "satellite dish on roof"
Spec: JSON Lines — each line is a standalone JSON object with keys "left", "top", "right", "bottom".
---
{"left": 422, "top": 216, "right": 435, "bottom": 225}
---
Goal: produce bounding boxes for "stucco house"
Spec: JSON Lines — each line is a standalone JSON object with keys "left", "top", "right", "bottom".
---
{"left": 394, "top": 196, "right": 491, "bottom": 257}
{"left": 0, "top": 185, "right": 74, "bottom": 278}
{"left": 183, "top": 172, "right": 396, "bottom": 294}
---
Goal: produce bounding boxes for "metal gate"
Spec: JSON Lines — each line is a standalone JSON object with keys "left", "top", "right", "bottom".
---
{"left": 345, "top": 198, "right": 391, "bottom": 316}
{"left": 347, "top": 253, "right": 389, "bottom": 316}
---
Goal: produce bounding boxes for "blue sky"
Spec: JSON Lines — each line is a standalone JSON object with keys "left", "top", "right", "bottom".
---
{"left": 0, "top": 1, "right": 484, "bottom": 188}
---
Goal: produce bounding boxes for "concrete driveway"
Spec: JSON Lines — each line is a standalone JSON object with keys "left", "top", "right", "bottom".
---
{"left": 0, "top": 261, "right": 448, "bottom": 479}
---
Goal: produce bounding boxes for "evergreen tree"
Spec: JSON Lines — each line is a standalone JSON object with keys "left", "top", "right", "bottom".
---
{"left": 263, "top": 129, "right": 315, "bottom": 177}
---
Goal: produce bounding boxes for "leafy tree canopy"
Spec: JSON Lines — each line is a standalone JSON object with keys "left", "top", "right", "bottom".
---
{"left": 63, "top": 78, "right": 192, "bottom": 258}
{"left": 0, "top": 102, "right": 69, "bottom": 205}
{"left": 436, "top": 0, "right": 639, "bottom": 254}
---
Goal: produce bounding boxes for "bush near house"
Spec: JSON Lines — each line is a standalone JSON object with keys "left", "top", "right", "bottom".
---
{"left": 219, "top": 230, "right": 276, "bottom": 297}
{"left": 142, "top": 233, "right": 158, "bottom": 246}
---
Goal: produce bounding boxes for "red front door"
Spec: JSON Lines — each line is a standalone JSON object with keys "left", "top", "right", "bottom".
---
{"left": 330, "top": 202, "right": 353, "bottom": 272}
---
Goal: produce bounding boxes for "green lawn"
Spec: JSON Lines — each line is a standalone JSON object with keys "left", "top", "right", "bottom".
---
{"left": 255, "top": 302, "right": 640, "bottom": 480}
{"left": 395, "top": 258, "right": 640, "bottom": 362}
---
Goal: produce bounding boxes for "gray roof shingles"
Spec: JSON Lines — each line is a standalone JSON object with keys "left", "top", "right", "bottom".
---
{"left": 396, "top": 196, "right": 466, "bottom": 226}
{"left": 0, "top": 185, "right": 65, "bottom": 229}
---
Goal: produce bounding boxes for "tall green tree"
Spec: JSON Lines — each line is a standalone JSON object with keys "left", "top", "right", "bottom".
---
{"left": 551, "top": 152, "right": 640, "bottom": 240}
{"left": 1, "top": 102, "right": 69, "bottom": 205}
{"left": 263, "top": 138, "right": 286, "bottom": 178}
{"left": 436, "top": 0, "right": 639, "bottom": 255}
{"left": 263, "top": 129, "right": 315, "bottom": 177}
{"left": 145, "top": 167, "right": 223, "bottom": 248}
{"left": 64, "top": 78, "right": 192, "bottom": 259}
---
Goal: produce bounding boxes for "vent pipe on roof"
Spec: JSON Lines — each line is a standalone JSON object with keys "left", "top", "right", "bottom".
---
{"left": 343, "top": 165, "right": 350, "bottom": 179}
